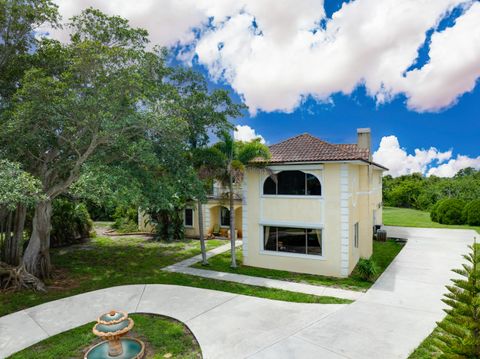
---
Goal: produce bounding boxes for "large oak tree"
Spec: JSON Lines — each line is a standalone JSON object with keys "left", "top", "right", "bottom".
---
{"left": 1, "top": 8, "right": 170, "bottom": 278}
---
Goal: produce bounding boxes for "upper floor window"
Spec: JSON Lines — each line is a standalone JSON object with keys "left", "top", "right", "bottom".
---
{"left": 263, "top": 170, "right": 321, "bottom": 196}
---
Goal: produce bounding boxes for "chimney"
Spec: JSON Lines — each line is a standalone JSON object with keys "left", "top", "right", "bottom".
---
{"left": 357, "top": 128, "right": 372, "bottom": 161}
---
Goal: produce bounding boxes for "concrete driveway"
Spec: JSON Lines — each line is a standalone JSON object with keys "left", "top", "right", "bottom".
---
{"left": 250, "top": 226, "right": 476, "bottom": 359}
{"left": 0, "top": 226, "right": 475, "bottom": 359}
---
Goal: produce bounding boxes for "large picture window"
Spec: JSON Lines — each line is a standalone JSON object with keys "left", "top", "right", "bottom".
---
{"left": 263, "top": 226, "right": 322, "bottom": 256}
{"left": 263, "top": 171, "right": 321, "bottom": 196}
{"left": 220, "top": 207, "right": 230, "bottom": 227}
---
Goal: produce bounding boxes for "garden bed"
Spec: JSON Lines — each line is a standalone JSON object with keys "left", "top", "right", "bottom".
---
{"left": 8, "top": 313, "right": 202, "bottom": 359}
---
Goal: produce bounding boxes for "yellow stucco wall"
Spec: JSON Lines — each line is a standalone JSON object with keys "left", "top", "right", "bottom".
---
{"left": 243, "top": 162, "right": 383, "bottom": 278}
{"left": 243, "top": 164, "right": 344, "bottom": 277}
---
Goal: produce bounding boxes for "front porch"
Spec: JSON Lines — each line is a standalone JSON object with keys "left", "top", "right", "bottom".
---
{"left": 205, "top": 202, "right": 243, "bottom": 239}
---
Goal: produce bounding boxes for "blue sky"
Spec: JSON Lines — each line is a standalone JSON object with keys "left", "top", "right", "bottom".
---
{"left": 184, "top": 0, "right": 479, "bottom": 156}
{"left": 52, "top": 0, "right": 480, "bottom": 176}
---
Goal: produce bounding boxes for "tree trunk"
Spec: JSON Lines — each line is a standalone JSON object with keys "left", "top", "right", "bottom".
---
{"left": 229, "top": 173, "right": 237, "bottom": 268}
{"left": 197, "top": 198, "right": 208, "bottom": 265}
{"left": 22, "top": 200, "right": 52, "bottom": 279}
{"left": 4, "top": 204, "right": 26, "bottom": 266}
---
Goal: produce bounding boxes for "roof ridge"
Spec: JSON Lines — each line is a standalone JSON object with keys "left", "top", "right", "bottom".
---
{"left": 269, "top": 133, "right": 313, "bottom": 148}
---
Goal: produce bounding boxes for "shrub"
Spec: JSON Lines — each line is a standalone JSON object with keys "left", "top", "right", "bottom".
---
{"left": 463, "top": 199, "right": 480, "bottom": 226}
{"left": 430, "top": 201, "right": 441, "bottom": 222}
{"left": 50, "top": 198, "right": 93, "bottom": 247}
{"left": 431, "top": 198, "right": 466, "bottom": 225}
{"left": 356, "top": 258, "right": 379, "bottom": 282}
{"left": 435, "top": 243, "right": 480, "bottom": 357}
{"left": 112, "top": 206, "right": 138, "bottom": 233}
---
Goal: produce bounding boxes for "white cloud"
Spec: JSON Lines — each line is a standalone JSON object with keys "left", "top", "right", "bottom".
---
{"left": 373, "top": 135, "right": 480, "bottom": 177}
{"left": 47, "top": 0, "right": 480, "bottom": 114}
{"left": 427, "top": 155, "right": 480, "bottom": 177}
{"left": 234, "top": 125, "right": 265, "bottom": 143}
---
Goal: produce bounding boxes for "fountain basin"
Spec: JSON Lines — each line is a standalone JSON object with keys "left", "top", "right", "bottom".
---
{"left": 85, "top": 338, "right": 145, "bottom": 359}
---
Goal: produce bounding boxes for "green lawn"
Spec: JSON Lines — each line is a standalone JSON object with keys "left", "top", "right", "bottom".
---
{"left": 408, "top": 323, "right": 444, "bottom": 359}
{"left": 0, "top": 236, "right": 349, "bottom": 317}
{"left": 383, "top": 206, "right": 480, "bottom": 233}
{"left": 193, "top": 240, "right": 404, "bottom": 291}
{"left": 8, "top": 313, "right": 201, "bottom": 359}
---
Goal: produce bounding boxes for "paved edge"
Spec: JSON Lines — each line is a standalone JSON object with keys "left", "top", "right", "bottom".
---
{"left": 163, "top": 241, "right": 363, "bottom": 301}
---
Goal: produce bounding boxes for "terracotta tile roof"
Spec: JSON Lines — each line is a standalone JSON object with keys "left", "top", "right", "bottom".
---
{"left": 336, "top": 144, "right": 370, "bottom": 161}
{"left": 252, "top": 133, "right": 387, "bottom": 169}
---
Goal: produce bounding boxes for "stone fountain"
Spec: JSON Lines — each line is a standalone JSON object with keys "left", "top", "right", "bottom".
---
{"left": 84, "top": 310, "right": 145, "bottom": 359}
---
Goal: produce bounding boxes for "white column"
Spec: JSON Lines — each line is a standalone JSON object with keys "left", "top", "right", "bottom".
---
{"left": 340, "top": 164, "right": 350, "bottom": 277}
{"left": 242, "top": 174, "right": 248, "bottom": 258}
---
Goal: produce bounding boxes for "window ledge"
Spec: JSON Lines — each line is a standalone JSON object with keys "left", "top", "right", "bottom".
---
{"left": 259, "top": 250, "right": 326, "bottom": 261}
{"left": 261, "top": 195, "right": 324, "bottom": 199}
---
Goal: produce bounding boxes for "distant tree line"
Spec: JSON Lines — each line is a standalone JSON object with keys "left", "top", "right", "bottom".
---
{"left": 383, "top": 168, "right": 480, "bottom": 226}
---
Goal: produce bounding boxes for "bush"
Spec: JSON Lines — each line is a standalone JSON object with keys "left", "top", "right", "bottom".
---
{"left": 356, "top": 258, "right": 379, "bottom": 282}
{"left": 435, "top": 243, "right": 480, "bottom": 357}
{"left": 431, "top": 198, "right": 466, "bottom": 225}
{"left": 112, "top": 206, "right": 138, "bottom": 233}
{"left": 430, "top": 201, "right": 441, "bottom": 222}
{"left": 463, "top": 199, "right": 480, "bottom": 226}
{"left": 50, "top": 198, "right": 93, "bottom": 247}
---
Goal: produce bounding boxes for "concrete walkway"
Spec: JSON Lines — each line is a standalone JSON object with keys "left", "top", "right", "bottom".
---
{"left": 164, "top": 241, "right": 363, "bottom": 301}
{"left": 0, "top": 284, "right": 346, "bottom": 359}
{"left": 0, "top": 226, "right": 476, "bottom": 358}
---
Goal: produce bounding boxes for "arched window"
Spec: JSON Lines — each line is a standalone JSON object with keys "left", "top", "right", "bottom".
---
{"left": 263, "top": 170, "right": 321, "bottom": 196}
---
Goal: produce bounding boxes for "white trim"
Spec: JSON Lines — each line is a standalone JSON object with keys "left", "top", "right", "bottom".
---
{"left": 242, "top": 174, "right": 248, "bottom": 258}
{"left": 340, "top": 164, "right": 350, "bottom": 277}
{"left": 259, "top": 220, "right": 324, "bottom": 229}
{"left": 219, "top": 206, "right": 230, "bottom": 227}
{"left": 265, "top": 160, "right": 386, "bottom": 170}
{"left": 184, "top": 208, "right": 194, "bottom": 228}
{"left": 259, "top": 224, "right": 326, "bottom": 260}
{"left": 259, "top": 250, "right": 327, "bottom": 261}
{"left": 267, "top": 164, "right": 324, "bottom": 171}
{"left": 261, "top": 195, "right": 324, "bottom": 200}
{"left": 260, "top": 169, "right": 324, "bottom": 197}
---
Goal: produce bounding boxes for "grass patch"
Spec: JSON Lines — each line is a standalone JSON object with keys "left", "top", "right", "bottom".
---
{"left": 8, "top": 313, "right": 201, "bottom": 359}
{"left": 408, "top": 323, "right": 444, "bottom": 359}
{"left": 193, "top": 240, "right": 404, "bottom": 291}
{"left": 383, "top": 207, "right": 480, "bottom": 233}
{"left": 0, "top": 236, "right": 350, "bottom": 317}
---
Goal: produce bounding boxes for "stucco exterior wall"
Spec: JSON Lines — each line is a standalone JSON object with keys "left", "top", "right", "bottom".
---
{"left": 243, "top": 161, "right": 382, "bottom": 278}
{"left": 243, "top": 164, "right": 345, "bottom": 277}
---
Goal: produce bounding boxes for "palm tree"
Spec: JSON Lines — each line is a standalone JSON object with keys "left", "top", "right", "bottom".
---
{"left": 191, "top": 147, "right": 226, "bottom": 265}
{"left": 214, "top": 132, "right": 270, "bottom": 268}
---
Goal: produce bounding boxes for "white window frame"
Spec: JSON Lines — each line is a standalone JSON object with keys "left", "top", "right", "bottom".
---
{"left": 354, "top": 222, "right": 359, "bottom": 248}
{"left": 219, "top": 206, "right": 230, "bottom": 228}
{"left": 184, "top": 208, "right": 194, "bottom": 228}
{"left": 260, "top": 225, "right": 326, "bottom": 260}
{"left": 262, "top": 170, "right": 323, "bottom": 197}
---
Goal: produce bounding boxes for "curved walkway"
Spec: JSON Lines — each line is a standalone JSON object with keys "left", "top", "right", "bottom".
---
{"left": 0, "top": 226, "right": 476, "bottom": 359}
{"left": 164, "top": 241, "right": 363, "bottom": 301}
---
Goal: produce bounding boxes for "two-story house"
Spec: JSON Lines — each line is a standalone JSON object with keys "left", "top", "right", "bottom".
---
{"left": 139, "top": 128, "right": 386, "bottom": 278}
{"left": 243, "top": 128, "right": 386, "bottom": 277}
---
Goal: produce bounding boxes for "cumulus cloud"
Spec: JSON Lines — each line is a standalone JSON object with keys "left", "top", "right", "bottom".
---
{"left": 47, "top": 0, "right": 480, "bottom": 114}
{"left": 234, "top": 125, "right": 266, "bottom": 143}
{"left": 373, "top": 135, "right": 480, "bottom": 177}
{"left": 427, "top": 155, "right": 480, "bottom": 177}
